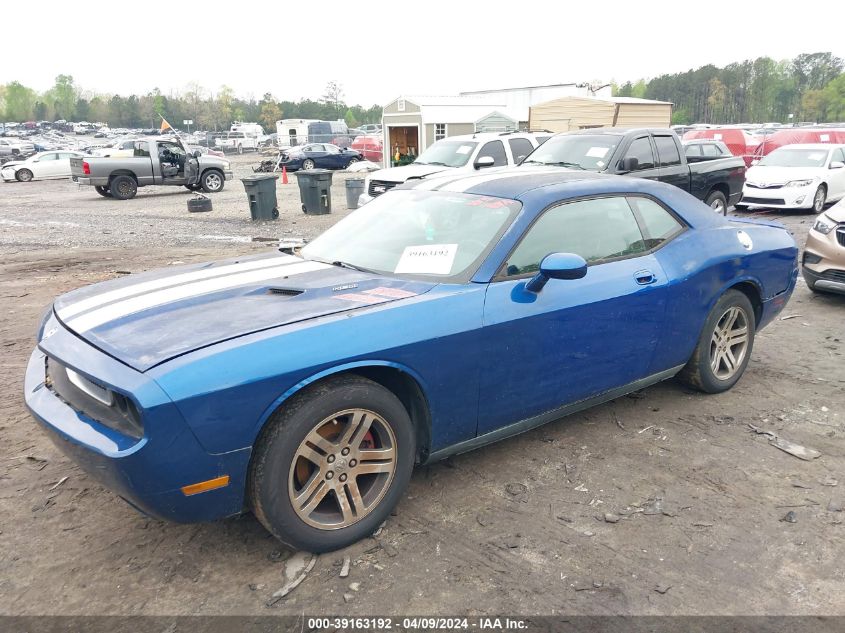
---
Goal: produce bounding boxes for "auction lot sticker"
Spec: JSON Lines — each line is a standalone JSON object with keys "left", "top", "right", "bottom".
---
{"left": 394, "top": 244, "right": 458, "bottom": 275}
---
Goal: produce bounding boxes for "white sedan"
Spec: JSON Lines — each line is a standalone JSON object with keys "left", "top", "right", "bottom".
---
{"left": 741, "top": 143, "right": 845, "bottom": 213}
{"left": 1, "top": 151, "right": 86, "bottom": 182}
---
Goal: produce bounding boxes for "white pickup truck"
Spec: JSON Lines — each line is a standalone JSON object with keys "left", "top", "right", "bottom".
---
{"left": 214, "top": 131, "right": 260, "bottom": 154}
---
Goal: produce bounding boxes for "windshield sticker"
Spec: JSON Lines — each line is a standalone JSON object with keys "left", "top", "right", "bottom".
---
{"left": 394, "top": 244, "right": 458, "bottom": 275}
{"left": 586, "top": 146, "right": 609, "bottom": 158}
{"left": 714, "top": 133, "right": 723, "bottom": 140}
{"left": 809, "top": 153, "right": 825, "bottom": 160}
{"left": 820, "top": 134, "right": 830, "bottom": 141}
{"left": 333, "top": 293, "right": 386, "bottom": 304}
{"left": 456, "top": 145, "right": 473, "bottom": 155}
{"left": 596, "top": 160, "right": 605, "bottom": 168}
{"left": 364, "top": 286, "right": 418, "bottom": 299}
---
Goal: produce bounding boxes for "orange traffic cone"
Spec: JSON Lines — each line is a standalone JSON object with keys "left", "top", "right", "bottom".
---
{"left": 281, "top": 166, "right": 289, "bottom": 185}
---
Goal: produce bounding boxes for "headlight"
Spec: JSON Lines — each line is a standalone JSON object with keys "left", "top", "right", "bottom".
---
{"left": 785, "top": 179, "right": 814, "bottom": 188}
{"left": 812, "top": 214, "right": 836, "bottom": 235}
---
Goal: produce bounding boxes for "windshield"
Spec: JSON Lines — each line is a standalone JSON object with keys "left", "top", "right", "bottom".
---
{"left": 521, "top": 134, "right": 622, "bottom": 171}
{"left": 758, "top": 148, "right": 830, "bottom": 167}
{"left": 301, "top": 190, "right": 521, "bottom": 281}
{"left": 414, "top": 140, "right": 479, "bottom": 167}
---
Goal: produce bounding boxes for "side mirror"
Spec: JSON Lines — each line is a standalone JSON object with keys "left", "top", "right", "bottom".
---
{"left": 516, "top": 154, "right": 527, "bottom": 165}
{"left": 525, "top": 253, "right": 588, "bottom": 293}
{"left": 830, "top": 161, "right": 844, "bottom": 169}
{"left": 193, "top": 150, "right": 202, "bottom": 158}
{"left": 618, "top": 156, "right": 639, "bottom": 173}
{"left": 474, "top": 156, "right": 495, "bottom": 169}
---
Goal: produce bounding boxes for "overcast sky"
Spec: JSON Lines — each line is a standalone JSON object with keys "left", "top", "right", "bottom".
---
{"left": 3, "top": 0, "right": 842, "bottom": 106}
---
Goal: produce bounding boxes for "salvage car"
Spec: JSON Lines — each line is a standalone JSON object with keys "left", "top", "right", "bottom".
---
{"left": 522, "top": 129, "right": 746, "bottom": 215}
{"left": 740, "top": 144, "right": 845, "bottom": 213}
{"left": 802, "top": 199, "right": 845, "bottom": 295}
{"left": 1, "top": 150, "right": 86, "bottom": 182}
{"left": 279, "top": 143, "right": 363, "bottom": 171}
{"left": 70, "top": 137, "right": 232, "bottom": 199}
{"left": 25, "top": 170, "right": 797, "bottom": 552}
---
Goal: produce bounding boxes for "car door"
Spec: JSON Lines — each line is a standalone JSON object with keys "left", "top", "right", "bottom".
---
{"left": 323, "top": 145, "right": 344, "bottom": 168}
{"left": 828, "top": 147, "right": 845, "bottom": 199}
{"left": 34, "top": 153, "right": 60, "bottom": 178}
{"left": 615, "top": 135, "right": 660, "bottom": 180}
{"left": 55, "top": 152, "right": 76, "bottom": 177}
{"left": 305, "top": 144, "right": 328, "bottom": 166}
{"left": 653, "top": 135, "right": 689, "bottom": 190}
{"left": 477, "top": 195, "right": 669, "bottom": 435}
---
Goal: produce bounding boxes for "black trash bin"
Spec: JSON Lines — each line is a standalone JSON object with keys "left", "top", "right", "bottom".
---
{"left": 241, "top": 174, "right": 279, "bottom": 221}
{"left": 345, "top": 177, "right": 365, "bottom": 209}
{"left": 295, "top": 169, "right": 333, "bottom": 214}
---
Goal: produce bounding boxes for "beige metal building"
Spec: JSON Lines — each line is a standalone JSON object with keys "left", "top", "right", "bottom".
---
{"left": 529, "top": 96, "right": 673, "bottom": 133}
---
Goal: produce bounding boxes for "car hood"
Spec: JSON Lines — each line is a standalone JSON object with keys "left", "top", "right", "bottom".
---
{"left": 1, "top": 161, "right": 23, "bottom": 169}
{"left": 822, "top": 199, "right": 845, "bottom": 222}
{"left": 745, "top": 165, "right": 823, "bottom": 185}
{"left": 369, "top": 164, "right": 451, "bottom": 183}
{"left": 52, "top": 253, "right": 434, "bottom": 372}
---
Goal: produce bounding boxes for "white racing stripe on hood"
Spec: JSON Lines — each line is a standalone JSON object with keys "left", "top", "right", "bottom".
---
{"left": 66, "top": 260, "right": 331, "bottom": 333}
{"left": 57, "top": 255, "right": 300, "bottom": 320}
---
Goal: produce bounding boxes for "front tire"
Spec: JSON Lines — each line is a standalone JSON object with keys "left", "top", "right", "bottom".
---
{"left": 705, "top": 190, "right": 727, "bottom": 215}
{"left": 109, "top": 174, "right": 137, "bottom": 200}
{"left": 16, "top": 169, "right": 33, "bottom": 182}
{"left": 678, "top": 289, "right": 755, "bottom": 393}
{"left": 812, "top": 185, "right": 826, "bottom": 213}
{"left": 200, "top": 170, "right": 225, "bottom": 193}
{"left": 249, "top": 375, "right": 415, "bottom": 552}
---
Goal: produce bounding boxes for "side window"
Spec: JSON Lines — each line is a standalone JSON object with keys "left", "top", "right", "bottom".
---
{"left": 685, "top": 144, "right": 703, "bottom": 157}
{"left": 479, "top": 140, "right": 507, "bottom": 166}
{"left": 503, "top": 197, "right": 647, "bottom": 276}
{"left": 39, "top": 153, "right": 58, "bottom": 161}
{"left": 833, "top": 148, "right": 845, "bottom": 163}
{"left": 702, "top": 143, "right": 722, "bottom": 157}
{"left": 122, "top": 141, "right": 135, "bottom": 150}
{"left": 134, "top": 142, "right": 150, "bottom": 158}
{"left": 508, "top": 138, "right": 535, "bottom": 164}
{"left": 628, "top": 197, "right": 684, "bottom": 248}
{"left": 623, "top": 137, "right": 655, "bottom": 170}
{"left": 308, "top": 144, "right": 324, "bottom": 152}
{"left": 654, "top": 136, "right": 681, "bottom": 166}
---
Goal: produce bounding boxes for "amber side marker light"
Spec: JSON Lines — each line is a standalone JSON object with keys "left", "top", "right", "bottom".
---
{"left": 181, "top": 475, "right": 230, "bottom": 496}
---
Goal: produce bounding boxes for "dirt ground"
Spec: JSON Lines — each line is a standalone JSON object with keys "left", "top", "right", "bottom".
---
{"left": 0, "top": 157, "right": 843, "bottom": 616}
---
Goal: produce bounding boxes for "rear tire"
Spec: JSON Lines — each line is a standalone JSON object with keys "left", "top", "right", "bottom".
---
{"left": 249, "top": 375, "right": 415, "bottom": 552}
{"left": 302, "top": 159, "right": 315, "bottom": 170}
{"left": 678, "top": 289, "right": 755, "bottom": 393}
{"left": 109, "top": 175, "right": 137, "bottom": 200}
{"left": 16, "top": 169, "right": 33, "bottom": 182}
{"left": 94, "top": 186, "right": 111, "bottom": 197}
{"left": 705, "top": 190, "right": 727, "bottom": 215}
{"left": 346, "top": 158, "right": 360, "bottom": 168}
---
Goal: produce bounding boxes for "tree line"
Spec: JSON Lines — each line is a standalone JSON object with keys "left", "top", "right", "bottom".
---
{"left": 615, "top": 52, "right": 845, "bottom": 125}
{"left": 0, "top": 76, "right": 382, "bottom": 131}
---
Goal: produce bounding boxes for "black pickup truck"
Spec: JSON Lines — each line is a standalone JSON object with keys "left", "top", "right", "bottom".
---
{"left": 521, "top": 128, "right": 746, "bottom": 214}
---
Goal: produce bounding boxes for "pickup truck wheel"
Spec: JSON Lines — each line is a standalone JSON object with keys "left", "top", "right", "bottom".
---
{"left": 705, "top": 190, "right": 727, "bottom": 215}
{"left": 94, "top": 186, "right": 111, "bottom": 197}
{"left": 201, "top": 170, "right": 225, "bottom": 193}
{"left": 109, "top": 175, "right": 137, "bottom": 200}
{"left": 16, "top": 169, "right": 33, "bottom": 182}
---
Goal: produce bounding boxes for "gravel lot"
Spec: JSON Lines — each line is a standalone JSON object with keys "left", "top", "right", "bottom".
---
{"left": 0, "top": 155, "right": 843, "bottom": 617}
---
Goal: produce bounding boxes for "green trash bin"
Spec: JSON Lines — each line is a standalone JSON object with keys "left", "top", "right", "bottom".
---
{"left": 295, "top": 169, "right": 333, "bottom": 214}
{"left": 241, "top": 174, "right": 279, "bottom": 221}
{"left": 345, "top": 177, "right": 365, "bottom": 209}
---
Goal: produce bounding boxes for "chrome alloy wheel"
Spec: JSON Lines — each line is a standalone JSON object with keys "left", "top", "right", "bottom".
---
{"left": 288, "top": 409, "right": 397, "bottom": 530}
{"left": 709, "top": 306, "right": 749, "bottom": 380}
{"left": 204, "top": 172, "right": 223, "bottom": 191}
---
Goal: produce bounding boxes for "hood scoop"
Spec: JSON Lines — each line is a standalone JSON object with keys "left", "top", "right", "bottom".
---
{"left": 268, "top": 287, "right": 304, "bottom": 297}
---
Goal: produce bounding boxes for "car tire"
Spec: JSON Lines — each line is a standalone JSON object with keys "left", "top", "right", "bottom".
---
{"left": 16, "top": 169, "right": 33, "bottom": 182}
{"left": 302, "top": 159, "right": 315, "bottom": 170}
{"left": 704, "top": 190, "right": 727, "bottom": 215}
{"left": 184, "top": 184, "right": 202, "bottom": 192}
{"left": 108, "top": 175, "right": 137, "bottom": 200}
{"left": 200, "top": 170, "right": 225, "bottom": 193}
{"left": 346, "top": 158, "right": 360, "bottom": 169}
{"left": 94, "top": 186, "right": 111, "bottom": 197}
{"left": 249, "top": 374, "right": 416, "bottom": 553}
{"left": 677, "top": 289, "right": 756, "bottom": 394}
{"left": 812, "top": 185, "right": 826, "bottom": 213}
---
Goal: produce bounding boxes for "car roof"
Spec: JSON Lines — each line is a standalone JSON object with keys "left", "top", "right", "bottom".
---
{"left": 434, "top": 132, "right": 540, "bottom": 143}
{"left": 770, "top": 143, "right": 845, "bottom": 150}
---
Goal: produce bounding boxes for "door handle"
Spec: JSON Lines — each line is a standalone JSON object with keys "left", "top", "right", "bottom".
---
{"left": 634, "top": 270, "right": 656, "bottom": 285}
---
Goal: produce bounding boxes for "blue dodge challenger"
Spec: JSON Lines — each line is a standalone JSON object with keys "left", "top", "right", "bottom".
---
{"left": 25, "top": 169, "right": 797, "bottom": 552}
